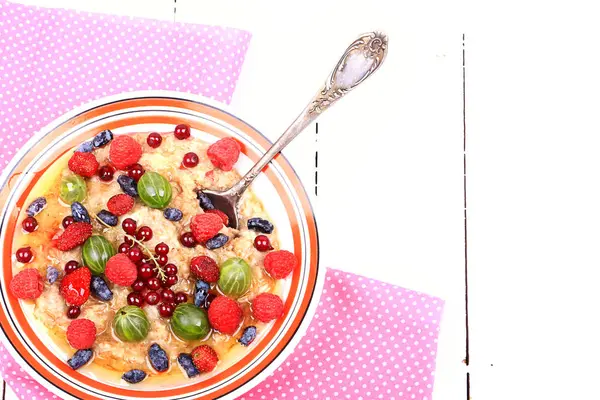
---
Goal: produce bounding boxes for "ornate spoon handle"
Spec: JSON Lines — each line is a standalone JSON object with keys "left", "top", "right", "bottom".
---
{"left": 228, "top": 31, "right": 388, "bottom": 198}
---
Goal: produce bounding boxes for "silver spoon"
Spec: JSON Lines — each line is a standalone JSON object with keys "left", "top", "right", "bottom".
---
{"left": 202, "top": 31, "right": 388, "bottom": 229}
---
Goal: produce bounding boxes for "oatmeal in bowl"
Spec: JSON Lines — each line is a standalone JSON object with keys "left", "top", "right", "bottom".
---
{"left": 0, "top": 94, "right": 319, "bottom": 400}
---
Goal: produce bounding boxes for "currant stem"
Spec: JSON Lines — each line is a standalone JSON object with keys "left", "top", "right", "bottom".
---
{"left": 93, "top": 213, "right": 167, "bottom": 280}
{"left": 124, "top": 234, "right": 167, "bottom": 281}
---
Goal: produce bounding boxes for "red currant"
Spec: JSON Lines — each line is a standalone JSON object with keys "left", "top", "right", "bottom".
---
{"left": 118, "top": 243, "right": 130, "bottom": 253}
{"left": 254, "top": 235, "right": 274, "bottom": 252}
{"left": 180, "top": 232, "right": 197, "bottom": 248}
{"left": 122, "top": 218, "right": 137, "bottom": 235}
{"left": 126, "top": 163, "right": 145, "bottom": 181}
{"left": 15, "top": 247, "right": 33, "bottom": 263}
{"left": 146, "top": 277, "right": 161, "bottom": 290}
{"left": 125, "top": 237, "right": 135, "bottom": 247}
{"left": 162, "top": 275, "right": 178, "bottom": 288}
{"left": 98, "top": 165, "right": 115, "bottom": 182}
{"left": 145, "top": 290, "right": 160, "bottom": 305}
{"left": 67, "top": 305, "right": 81, "bottom": 319}
{"left": 174, "top": 124, "right": 191, "bottom": 140}
{"left": 158, "top": 302, "right": 175, "bottom": 318}
{"left": 64, "top": 260, "right": 80, "bottom": 274}
{"left": 62, "top": 216, "right": 75, "bottom": 229}
{"left": 174, "top": 292, "right": 187, "bottom": 304}
{"left": 22, "top": 216, "right": 38, "bottom": 233}
{"left": 136, "top": 226, "right": 153, "bottom": 242}
{"left": 127, "top": 247, "right": 143, "bottom": 263}
{"left": 164, "top": 263, "right": 178, "bottom": 276}
{"left": 147, "top": 132, "right": 163, "bottom": 148}
{"left": 182, "top": 152, "right": 199, "bottom": 168}
{"left": 155, "top": 242, "right": 169, "bottom": 255}
{"left": 131, "top": 280, "right": 145, "bottom": 292}
{"left": 161, "top": 289, "right": 175, "bottom": 303}
{"left": 156, "top": 254, "right": 168, "bottom": 266}
{"left": 139, "top": 263, "right": 156, "bottom": 280}
{"left": 204, "top": 293, "right": 216, "bottom": 309}
{"left": 127, "top": 292, "right": 144, "bottom": 307}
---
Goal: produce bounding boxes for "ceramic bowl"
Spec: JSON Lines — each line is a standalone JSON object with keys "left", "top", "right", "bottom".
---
{"left": 0, "top": 91, "right": 321, "bottom": 399}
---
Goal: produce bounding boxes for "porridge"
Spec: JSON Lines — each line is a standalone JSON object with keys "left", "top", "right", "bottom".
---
{"left": 8, "top": 125, "right": 297, "bottom": 385}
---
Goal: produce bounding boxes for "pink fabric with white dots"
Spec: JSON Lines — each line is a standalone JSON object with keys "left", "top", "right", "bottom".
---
{"left": 0, "top": 269, "right": 443, "bottom": 400}
{"left": 0, "top": 1, "right": 445, "bottom": 399}
{"left": 0, "top": 0, "right": 251, "bottom": 170}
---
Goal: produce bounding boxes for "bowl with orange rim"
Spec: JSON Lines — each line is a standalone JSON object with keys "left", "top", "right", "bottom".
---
{"left": 0, "top": 91, "right": 321, "bottom": 399}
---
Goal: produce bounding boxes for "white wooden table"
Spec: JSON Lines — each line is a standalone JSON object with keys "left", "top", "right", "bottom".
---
{"left": 4, "top": 1, "right": 467, "bottom": 399}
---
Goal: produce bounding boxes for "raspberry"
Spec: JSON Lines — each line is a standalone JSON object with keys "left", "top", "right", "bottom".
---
{"left": 10, "top": 268, "right": 43, "bottom": 299}
{"left": 252, "top": 293, "right": 284, "bottom": 322}
{"left": 56, "top": 222, "right": 93, "bottom": 251}
{"left": 109, "top": 136, "right": 143, "bottom": 170}
{"left": 66, "top": 319, "right": 96, "bottom": 349}
{"left": 107, "top": 194, "right": 134, "bottom": 216}
{"left": 60, "top": 267, "right": 91, "bottom": 306}
{"left": 190, "top": 213, "right": 223, "bottom": 243}
{"left": 205, "top": 209, "right": 229, "bottom": 226}
{"left": 263, "top": 250, "right": 296, "bottom": 279}
{"left": 207, "top": 138, "right": 241, "bottom": 171}
{"left": 208, "top": 296, "right": 242, "bottom": 335}
{"left": 68, "top": 152, "right": 99, "bottom": 178}
{"left": 191, "top": 345, "right": 219, "bottom": 373}
{"left": 105, "top": 253, "right": 138, "bottom": 286}
{"left": 190, "top": 256, "right": 220, "bottom": 283}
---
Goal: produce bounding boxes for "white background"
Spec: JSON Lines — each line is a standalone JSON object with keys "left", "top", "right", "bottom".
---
{"left": 5, "top": 0, "right": 468, "bottom": 399}
{"left": 17, "top": 0, "right": 600, "bottom": 400}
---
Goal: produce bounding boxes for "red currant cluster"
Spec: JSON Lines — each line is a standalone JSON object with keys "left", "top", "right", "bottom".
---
{"left": 118, "top": 218, "right": 187, "bottom": 318}
{"left": 97, "top": 162, "right": 144, "bottom": 183}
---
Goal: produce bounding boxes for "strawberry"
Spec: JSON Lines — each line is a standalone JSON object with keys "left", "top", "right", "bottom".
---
{"left": 60, "top": 267, "right": 91, "bottom": 306}
{"left": 56, "top": 222, "right": 93, "bottom": 251}
{"left": 207, "top": 138, "right": 241, "bottom": 171}
{"left": 105, "top": 253, "right": 137, "bottom": 286}
{"left": 191, "top": 345, "right": 218, "bottom": 373}
{"left": 68, "top": 152, "right": 99, "bottom": 178}
{"left": 252, "top": 293, "right": 284, "bottom": 322}
{"left": 109, "top": 136, "right": 142, "bottom": 170}
{"left": 10, "top": 268, "right": 43, "bottom": 299}
{"left": 190, "top": 213, "right": 222, "bottom": 243}
{"left": 107, "top": 194, "right": 134, "bottom": 216}
{"left": 190, "top": 256, "right": 220, "bottom": 283}
{"left": 66, "top": 319, "right": 96, "bottom": 349}
{"left": 207, "top": 296, "right": 242, "bottom": 335}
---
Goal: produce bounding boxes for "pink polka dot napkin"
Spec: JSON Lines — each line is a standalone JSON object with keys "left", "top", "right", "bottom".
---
{"left": 0, "top": 0, "right": 251, "bottom": 170}
{"left": 0, "top": 2, "right": 445, "bottom": 399}
{"left": 0, "top": 269, "right": 444, "bottom": 399}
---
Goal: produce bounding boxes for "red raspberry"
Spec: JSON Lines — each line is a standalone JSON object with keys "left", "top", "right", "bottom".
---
{"left": 66, "top": 319, "right": 96, "bottom": 349}
{"left": 56, "top": 222, "right": 93, "bottom": 251}
{"left": 60, "top": 267, "right": 91, "bottom": 306}
{"left": 263, "top": 250, "right": 297, "bottom": 279}
{"left": 10, "top": 268, "right": 43, "bottom": 299}
{"left": 207, "top": 138, "right": 241, "bottom": 171}
{"left": 68, "top": 152, "right": 99, "bottom": 178}
{"left": 190, "top": 213, "right": 223, "bottom": 243}
{"left": 252, "top": 293, "right": 284, "bottom": 322}
{"left": 208, "top": 296, "right": 242, "bottom": 335}
{"left": 109, "top": 135, "right": 143, "bottom": 170}
{"left": 105, "top": 253, "right": 138, "bottom": 286}
{"left": 190, "top": 256, "right": 220, "bottom": 283}
{"left": 107, "top": 194, "right": 134, "bottom": 216}
{"left": 205, "top": 209, "right": 229, "bottom": 226}
{"left": 191, "top": 345, "right": 219, "bottom": 373}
